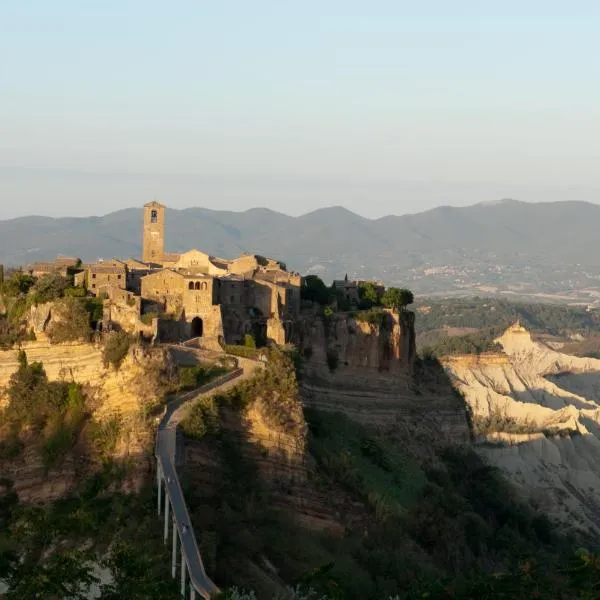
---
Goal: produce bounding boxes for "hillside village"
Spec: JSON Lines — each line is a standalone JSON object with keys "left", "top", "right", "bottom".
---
{"left": 27, "top": 202, "right": 303, "bottom": 347}
{"left": 18, "top": 202, "right": 409, "bottom": 351}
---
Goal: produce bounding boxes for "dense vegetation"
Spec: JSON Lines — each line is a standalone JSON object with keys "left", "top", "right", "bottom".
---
{"left": 416, "top": 297, "right": 600, "bottom": 357}
{"left": 0, "top": 470, "right": 181, "bottom": 599}
{"left": 0, "top": 351, "right": 91, "bottom": 469}
{"left": 0, "top": 270, "right": 102, "bottom": 347}
{"left": 301, "top": 275, "right": 413, "bottom": 313}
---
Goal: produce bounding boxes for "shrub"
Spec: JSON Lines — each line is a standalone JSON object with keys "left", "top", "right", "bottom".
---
{"left": 141, "top": 312, "right": 159, "bottom": 325}
{"left": 177, "top": 365, "right": 228, "bottom": 391}
{"left": 89, "top": 417, "right": 121, "bottom": 462}
{"left": 29, "top": 274, "right": 70, "bottom": 305}
{"left": 354, "top": 308, "right": 385, "bottom": 326}
{"left": 46, "top": 298, "right": 93, "bottom": 343}
{"left": 181, "top": 396, "right": 219, "bottom": 440}
{"left": 102, "top": 331, "right": 132, "bottom": 369}
{"left": 64, "top": 286, "right": 86, "bottom": 298}
{"left": 243, "top": 333, "right": 256, "bottom": 348}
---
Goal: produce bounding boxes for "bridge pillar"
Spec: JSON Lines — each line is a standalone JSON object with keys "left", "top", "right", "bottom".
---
{"left": 164, "top": 493, "right": 170, "bottom": 544}
{"left": 181, "top": 556, "right": 187, "bottom": 596}
{"left": 172, "top": 523, "right": 178, "bottom": 578}
{"left": 157, "top": 461, "right": 162, "bottom": 516}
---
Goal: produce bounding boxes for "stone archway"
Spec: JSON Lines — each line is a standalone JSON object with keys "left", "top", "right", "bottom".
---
{"left": 191, "top": 317, "right": 203, "bottom": 338}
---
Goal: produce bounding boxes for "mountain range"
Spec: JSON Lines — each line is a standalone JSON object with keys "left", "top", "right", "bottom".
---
{"left": 1, "top": 199, "right": 599, "bottom": 296}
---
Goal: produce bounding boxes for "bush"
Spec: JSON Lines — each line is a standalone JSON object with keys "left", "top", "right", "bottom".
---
{"left": 102, "top": 331, "right": 131, "bottom": 369}
{"left": 89, "top": 417, "right": 121, "bottom": 462}
{"left": 177, "top": 364, "right": 228, "bottom": 391}
{"left": 354, "top": 308, "right": 385, "bottom": 326}
{"left": 141, "top": 312, "right": 159, "bottom": 325}
{"left": 181, "top": 396, "right": 219, "bottom": 440}
{"left": 243, "top": 333, "right": 256, "bottom": 348}
{"left": 301, "top": 275, "right": 332, "bottom": 306}
{"left": 46, "top": 298, "right": 93, "bottom": 343}
{"left": 29, "top": 274, "right": 70, "bottom": 305}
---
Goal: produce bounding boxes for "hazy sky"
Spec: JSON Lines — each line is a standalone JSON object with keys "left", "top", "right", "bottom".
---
{"left": 2, "top": 1, "right": 600, "bottom": 219}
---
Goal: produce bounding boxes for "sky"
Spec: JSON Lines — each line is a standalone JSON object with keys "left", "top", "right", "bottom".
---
{"left": 2, "top": 1, "right": 600, "bottom": 219}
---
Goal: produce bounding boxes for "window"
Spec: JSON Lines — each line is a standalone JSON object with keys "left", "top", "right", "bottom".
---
{"left": 188, "top": 281, "right": 194, "bottom": 290}
{"left": 92, "top": 284, "right": 96, "bottom": 289}
{"left": 118, "top": 274, "right": 122, "bottom": 280}
{"left": 92, "top": 273, "right": 96, "bottom": 279}
{"left": 151, "top": 209, "right": 158, "bottom": 223}
{"left": 195, "top": 282, "right": 201, "bottom": 290}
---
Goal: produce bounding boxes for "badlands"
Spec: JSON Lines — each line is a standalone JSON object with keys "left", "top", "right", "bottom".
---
{"left": 443, "top": 322, "right": 600, "bottom": 536}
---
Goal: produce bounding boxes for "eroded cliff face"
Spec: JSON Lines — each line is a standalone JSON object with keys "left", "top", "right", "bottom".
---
{"left": 0, "top": 340, "right": 170, "bottom": 502}
{"left": 296, "top": 310, "right": 416, "bottom": 384}
{"left": 293, "top": 310, "right": 470, "bottom": 445}
{"left": 442, "top": 323, "right": 600, "bottom": 535}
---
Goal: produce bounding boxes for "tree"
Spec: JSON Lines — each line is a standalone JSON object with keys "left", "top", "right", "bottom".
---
{"left": 301, "top": 275, "right": 331, "bottom": 306}
{"left": 46, "top": 298, "right": 93, "bottom": 344}
{"left": 358, "top": 282, "right": 381, "bottom": 309}
{"left": 1, "top": 270, "right": 36, "bottom": 297}
{"left": 30, "top": 274, "right": 69, "bottom": 305}
{"left": 382, "top": 287, "right": 414, "bottom": 312}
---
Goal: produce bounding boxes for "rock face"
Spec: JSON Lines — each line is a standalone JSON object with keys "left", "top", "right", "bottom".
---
{"left": 292, "top": 309, "right": 469, "bottom": 445}
{"left": 296, "top": 309, "right": 416, "bottom": 387}
{"left": 442, "top": 322, "right": 600, "bottom": 534}
{"left": 0, "top": 340, "right": 169, "bottom": 502}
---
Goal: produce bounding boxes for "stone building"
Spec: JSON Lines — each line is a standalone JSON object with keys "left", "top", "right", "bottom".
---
{"left": 332, "top": 275, "right": 360, "bottom": 306}
{"left": 27, "top": 256, "right": 81, "bottom": 278}
{"left": 76, "top": 260, "right": 127, "bottom": 295}
{"left": 142, "top": 201, "right": 166, "bottom": 263}
{"left": 131, "top": 202, "right": 301, "bottom": 344}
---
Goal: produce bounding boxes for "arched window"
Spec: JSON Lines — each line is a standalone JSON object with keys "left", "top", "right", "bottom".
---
{"left": 201, "top": 282, "right": 208, "bottom": 291}
{"left": 151, "top": 210, "right": 158, "bottom": 223}
{"left": 188, "top": 281, "right": 194, "bottom": 290}
{"left": 195, "top": 281, "right": 201, "bottom": 290}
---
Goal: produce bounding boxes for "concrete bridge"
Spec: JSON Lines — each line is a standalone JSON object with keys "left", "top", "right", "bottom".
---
{"left": 155, "top": 368, "right": 244, "bottom": 599}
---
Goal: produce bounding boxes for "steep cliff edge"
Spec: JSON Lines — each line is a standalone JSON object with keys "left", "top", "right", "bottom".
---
{"left": 442, "top": 322, "right": 600, "bottom": 535}
{"left": 294, "top": 310, "right": 469, "bottom": 445}
{"left": 0, "top": 340, "right": 171, "bottom": 502}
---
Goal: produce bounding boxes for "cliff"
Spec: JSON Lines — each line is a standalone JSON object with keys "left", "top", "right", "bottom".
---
{"left": 0, "top": 340, "right": 170, "bottom": 502}
{"left": 295, "top": 309, "right": 416, "bottom": 385}
{"left": 442, "top": 322, "right": 600, "bottom": 534}
{"left": 294, "top": 310, "right": 469, "bottom": 445}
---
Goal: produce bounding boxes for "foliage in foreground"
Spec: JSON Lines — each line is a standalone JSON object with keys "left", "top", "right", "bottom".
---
{"left": 0, "top": 351, "right": 90, "bottom": 469}
{"left": 0, "top": 470, "right": 180, "bottom": 599}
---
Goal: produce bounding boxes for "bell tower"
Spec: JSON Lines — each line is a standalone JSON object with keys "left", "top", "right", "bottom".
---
{"left": 142, "top": 201, "right": 165, "bottom": 263}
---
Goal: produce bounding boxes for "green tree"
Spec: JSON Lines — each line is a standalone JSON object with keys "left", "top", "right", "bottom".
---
{"left": 30, "top": 273, "right": 70, "bottom": 305}
{"left": 1, "top": 270, "right": 36, "bottom": 297}
{"left": 301, "top": 275, "right": 331, "bottom": 306}
{"left": 382, "top": 287, "right": 414, "bottom": 312}
{"left": 358, "top": 282, "right": 381, "bottom": 308}
{"left": 102, "top": 331, "right": 132, "bottom": 369}
{"left": 46, "top": 298, "right": 93, "bottom": 343}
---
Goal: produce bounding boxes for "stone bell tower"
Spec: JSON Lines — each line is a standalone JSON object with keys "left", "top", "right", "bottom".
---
{"left": 142, "top": 201, "right": 165, "bottom": 263}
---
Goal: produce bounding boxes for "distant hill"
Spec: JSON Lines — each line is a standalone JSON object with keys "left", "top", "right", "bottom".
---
{"left": 1, "top": 199, "right": 600, "bottom": 295}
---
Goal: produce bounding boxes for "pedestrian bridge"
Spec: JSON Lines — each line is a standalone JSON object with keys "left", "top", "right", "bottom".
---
{"left": 155, "top": 368, "right": 244, "bottom": 599}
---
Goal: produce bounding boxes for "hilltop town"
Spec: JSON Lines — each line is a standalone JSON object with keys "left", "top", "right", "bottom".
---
{"left": 26, "top": 202, "right": 303, "bottom": 347}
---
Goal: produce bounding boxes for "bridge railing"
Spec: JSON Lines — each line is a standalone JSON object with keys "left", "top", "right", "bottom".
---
{"left": 156, "top": 366, "right": 245, "bottom": 598}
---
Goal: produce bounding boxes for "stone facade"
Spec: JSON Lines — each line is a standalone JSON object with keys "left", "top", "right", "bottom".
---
{"left": 142, "top": 201, "right": 166, "bottom": 263}
{"left": 86, "top": 202, "right": 303, "bottom": 345}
